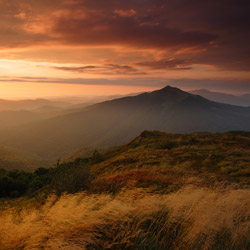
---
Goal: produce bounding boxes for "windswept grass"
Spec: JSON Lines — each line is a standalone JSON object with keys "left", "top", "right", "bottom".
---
{"left": 0, "top": 185, "right": 249, "bottom": 250}
{"left": 0, "top": 131, "right": 250, "bottom": 249}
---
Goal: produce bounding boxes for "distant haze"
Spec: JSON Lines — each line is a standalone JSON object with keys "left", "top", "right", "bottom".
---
{"left": 190, "top": 89, "right": 250, "bottom": 106}
{"left": 0, "top": 86, "right": 249, "bottom": 160}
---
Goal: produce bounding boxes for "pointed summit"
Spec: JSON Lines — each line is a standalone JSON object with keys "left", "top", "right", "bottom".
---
{"left": 141, "top": 85, "right": 191, "bottom": 107}
{"left": 149, "top": 85, "right": 191, "bottom": 97}
{"left": 158, "top": 85, "right": 185, "bottom": 92}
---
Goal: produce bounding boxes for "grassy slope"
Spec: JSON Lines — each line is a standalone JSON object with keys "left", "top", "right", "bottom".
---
{"left": 0, "top": 131, "right": 249, "bottom": 250}
{"left": 90, "top": 131, "right": 250, "bottom": 193}
{"left": 60, "top": 146, "right": 112, "bottom": 163}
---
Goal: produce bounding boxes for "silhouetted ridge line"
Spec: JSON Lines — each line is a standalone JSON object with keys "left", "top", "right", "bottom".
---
{"left": 0, "top": 85, "right": 249, "bottom": 159}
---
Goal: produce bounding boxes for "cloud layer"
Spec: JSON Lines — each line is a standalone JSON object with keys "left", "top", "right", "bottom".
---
{"left": 0, "top": 0, "right": 249, "bottom": 92}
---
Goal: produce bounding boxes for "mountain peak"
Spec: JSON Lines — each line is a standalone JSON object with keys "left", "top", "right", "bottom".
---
{"left": 153, "top": 85, "right": 190, "bottom": 96}
{"left": 159, "top": 85, "right": 184, "bottom": 92}
{"left": 148, "top": 85, "right": 190, "bottom": 101}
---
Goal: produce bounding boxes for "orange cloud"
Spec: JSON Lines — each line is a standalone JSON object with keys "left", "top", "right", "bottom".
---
{"left": 53, "top": 63, "right": 146, "bottom": 75}
{"left": 114, "top": 9, "right": 136, "bottom": 17}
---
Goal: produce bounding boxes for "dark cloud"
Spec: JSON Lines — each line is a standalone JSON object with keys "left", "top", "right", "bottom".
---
{"left": 162, "top": 0, "right": 250, "bottom": 71}
{"left": 135, "top": 58, "right": 192, "bottom": 70}
{"left": 53, "top": 63, "right": 146, "bottom": 75}
{"left": 53, "top": 58, "right": 192, "bottom": 75}
{"left": 46, "top": 0, "right": 250, "bottom": 71}
{"left": 0, "top": 0, "right": 249, "bottom": 71}
{"left": 54, "top": 66, "right": 97, "bottom": 72}
{"left": 51, "top": 1, "right": 216, "bottom": 49}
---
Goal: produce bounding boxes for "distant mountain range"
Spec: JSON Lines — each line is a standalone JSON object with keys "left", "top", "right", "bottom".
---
{"left": 0, "top": 98, "right": 72, "bottom": 111}
{"left": 190, "top": 89, "right": 250, "bottom": 106}
{"left": 0, "top": 86, "right": 249, "bottom": 159}
{"left": 0, "top": 110, "right": 65, "bottom": 130}
{"left": 0, "top": 99, "right": 99, "bottom": 129}
{"left": 0, "top": 145, "right": 50, "bottom": 172}
{"left": 0, "top": 95, "right": 142, "bottom": 130}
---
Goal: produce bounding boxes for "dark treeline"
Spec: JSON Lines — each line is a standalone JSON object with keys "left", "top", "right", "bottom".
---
{"left": 0, "top": 167, "right": 52, "bottom": 198}
{"left": 0, "top": 151, "right": 104, "bottom": 199}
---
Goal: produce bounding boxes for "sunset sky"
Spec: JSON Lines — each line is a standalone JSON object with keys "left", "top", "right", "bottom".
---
{"left": 0, "top": 0, "right": 250, "bottom": 98}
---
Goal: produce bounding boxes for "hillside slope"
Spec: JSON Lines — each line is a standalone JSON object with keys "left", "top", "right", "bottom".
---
{"left": 0, "top": 131, "right": 249, "bottom": 250}
{"left": 0, "top": 86, "right": 250, "bottom": 158}
{"left": 60, "top": 146, "right": 111, "bottom": 163}
{"left": 90, "top": 130, "right": 250, "bottom": 191}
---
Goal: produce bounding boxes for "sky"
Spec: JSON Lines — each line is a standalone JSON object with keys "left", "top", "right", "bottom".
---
{"left": 0, "top": 0, "right": 250, "bottom": 98}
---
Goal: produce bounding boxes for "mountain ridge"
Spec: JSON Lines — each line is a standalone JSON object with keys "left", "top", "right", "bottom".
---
{"left": 0, "top": 98, "right": 72, "bottom": 111}
{"left": 0, "top": 85, "right": 249, "bottom": 159}
{"left": 190, "top": 89, "right": 250, "bottom": 106}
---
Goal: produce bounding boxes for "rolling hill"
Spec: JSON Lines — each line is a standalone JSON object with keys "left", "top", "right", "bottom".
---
{"left": 190, "top": 89, "right": 250, "bottom": 106}
{"left": 0, "top": 145, "right": 50, "bottom": 172}
{"left": 0, "top": 109, "right": 66, "bottom": 129}
{"left": 0, "top": 86, "right": 250, "bottom": 159}
{"left": 0, "top": 98, "right": 71, "bottom": 111}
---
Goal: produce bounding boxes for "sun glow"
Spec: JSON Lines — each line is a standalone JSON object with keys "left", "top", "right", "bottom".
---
{"left": 0, "top": 81, "right": 157, "bottom": 99}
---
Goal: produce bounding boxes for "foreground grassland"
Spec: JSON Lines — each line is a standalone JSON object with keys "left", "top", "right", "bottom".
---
{"left": 0, "top": 131, "right": 250, "bottom": 250}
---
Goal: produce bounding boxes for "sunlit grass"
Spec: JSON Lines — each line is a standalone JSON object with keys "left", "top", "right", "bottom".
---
{"left": 0, "top": 131, "right": 250, "bottom": 249}
{"left": 0, "top": 185, "right": 249, "bottom": 250}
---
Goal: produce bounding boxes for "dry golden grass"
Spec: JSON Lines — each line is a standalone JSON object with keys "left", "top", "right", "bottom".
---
{"left": 0, "top": 184, "right": 249, "bottom": 250}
